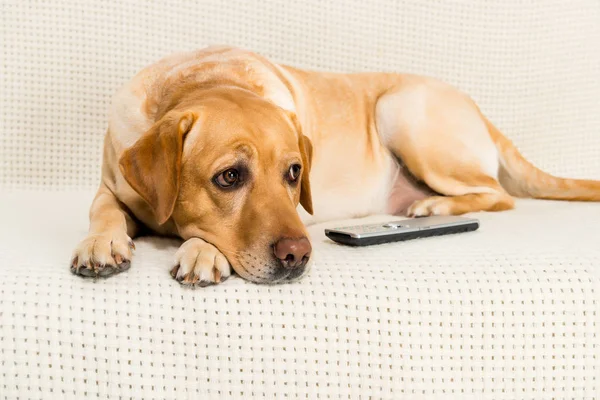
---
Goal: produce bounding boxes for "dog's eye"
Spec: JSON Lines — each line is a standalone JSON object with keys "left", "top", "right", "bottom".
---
{"left": 215, "top": 168, "right": 239, "bottom": 187}
{"left": 288, "top": 164, "right": 302, "bottom": 182}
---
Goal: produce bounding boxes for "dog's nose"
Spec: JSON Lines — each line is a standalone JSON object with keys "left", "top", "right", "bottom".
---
{"left": 273, "top": 237, "right": 312, "bottom": 269}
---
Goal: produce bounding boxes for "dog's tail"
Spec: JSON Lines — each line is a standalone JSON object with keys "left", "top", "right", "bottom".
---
{"left": 483, "top": 116, "right": 600, "bottom": 201}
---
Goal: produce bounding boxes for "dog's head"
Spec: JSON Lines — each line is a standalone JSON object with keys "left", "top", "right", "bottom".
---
{"left": 119, "top": 86, "right": 313, "bottom": 283}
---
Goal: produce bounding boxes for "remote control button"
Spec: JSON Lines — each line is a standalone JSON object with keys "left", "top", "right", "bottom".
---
{"left": 382, "top": 223, "right": 404, "bottom": 229}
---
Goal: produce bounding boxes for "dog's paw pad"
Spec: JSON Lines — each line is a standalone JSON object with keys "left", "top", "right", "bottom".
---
{"left": 171, "top": 238, "right": 231, "bottom": 287}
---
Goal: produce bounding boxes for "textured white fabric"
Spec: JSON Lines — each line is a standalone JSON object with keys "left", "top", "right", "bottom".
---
{"left": 1, "top": 191, "right": 599, "bottom": 399}
{"left": 2, "top": 1, "right": 600, "bottom": 399}
{"left": 1, "top": 0, "right": 600, "bottom": 189}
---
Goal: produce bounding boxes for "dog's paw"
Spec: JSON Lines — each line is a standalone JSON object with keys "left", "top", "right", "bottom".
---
{"left": 170, "top": 238, "right": 231, "bottom": 287}
{"left": 407, "top": 196, "right": 452, "bottom": 217}
{"left": 71, "top": 232, "right": 135, "bottom": 278}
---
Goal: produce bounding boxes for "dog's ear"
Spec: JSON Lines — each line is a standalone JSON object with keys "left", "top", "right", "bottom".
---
{"left": 286, "top": 112, "right": 314, "bottom": 215}
{"left": 119, "top": 110, "right": 197, "bottom": 225}
{"left": 298, "top": 133, "right": 314, "bottom": 215}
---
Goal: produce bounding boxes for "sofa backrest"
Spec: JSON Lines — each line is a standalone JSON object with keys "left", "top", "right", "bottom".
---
{"left": 2, "top": 0, "right": 599, "bottom": 189}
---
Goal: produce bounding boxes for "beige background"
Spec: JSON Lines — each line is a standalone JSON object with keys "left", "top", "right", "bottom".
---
{"left": 2, "top": 0, "right": 599, "bottom": 189}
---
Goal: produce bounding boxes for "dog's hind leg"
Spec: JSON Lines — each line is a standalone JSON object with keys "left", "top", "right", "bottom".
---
{"left": 375, "top": 76, "right": 514, "bottom": 216}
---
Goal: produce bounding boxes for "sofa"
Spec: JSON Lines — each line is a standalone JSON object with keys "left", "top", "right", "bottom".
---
{"left": 1, "top": 1, "right": 599, "bottom": 398}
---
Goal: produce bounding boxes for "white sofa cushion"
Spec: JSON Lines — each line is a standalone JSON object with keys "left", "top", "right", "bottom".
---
{"left": 2, "top": 1, "right": 600, "bottom": 398}
{"left": 1, "top": 191, "right": 599, "bottom": 398}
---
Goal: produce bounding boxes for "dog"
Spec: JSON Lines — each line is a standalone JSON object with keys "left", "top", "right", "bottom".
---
{"left": 71, "top": 45, "right": 600, "bottom": 285}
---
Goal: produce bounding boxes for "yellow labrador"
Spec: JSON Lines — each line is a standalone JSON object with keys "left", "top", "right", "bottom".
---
{"left": 71, "top": 45, "right": 600, "bottom": 285}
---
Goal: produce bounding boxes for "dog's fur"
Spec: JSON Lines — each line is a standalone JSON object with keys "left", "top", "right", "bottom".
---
{"left": 71, "top": 45, "right": 600, "bottom": 285}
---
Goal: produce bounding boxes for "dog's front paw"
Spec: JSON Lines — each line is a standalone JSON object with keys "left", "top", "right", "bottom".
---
{"left": 170, "top": 238, "right": 231, "bottom": 287}
{"left": 71, "top": 232, "right": 135, "bottom": 277}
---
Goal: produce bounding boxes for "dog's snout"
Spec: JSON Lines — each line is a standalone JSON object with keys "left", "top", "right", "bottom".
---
{"left": 273, "top": 237, "right": 311, "bottom": 269}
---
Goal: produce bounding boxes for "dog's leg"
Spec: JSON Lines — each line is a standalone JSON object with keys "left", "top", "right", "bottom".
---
{"left": 376, "top": 77, "right": 514, "bottom": 216}
{"left": 71, "top": 184, "right": 138, "bottom": 277}
{"left": 407, "top": 190, "right": 514, "bottom": 217}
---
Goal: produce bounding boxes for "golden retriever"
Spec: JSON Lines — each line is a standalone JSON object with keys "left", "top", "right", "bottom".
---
{"left": 71, "top": 45, "right": 600, "bottom": 285}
